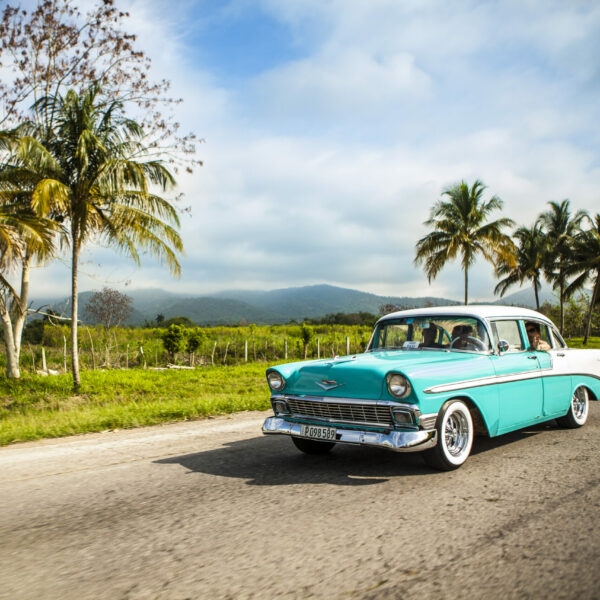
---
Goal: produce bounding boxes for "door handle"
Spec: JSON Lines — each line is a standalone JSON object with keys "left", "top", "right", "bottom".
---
{"left": 527, "top": 355, "right": 537, "bottom": 360}
{"left": 557, "top": 352, "right": 565, "bottom": 357}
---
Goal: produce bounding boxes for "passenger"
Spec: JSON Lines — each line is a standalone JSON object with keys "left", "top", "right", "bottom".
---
{"left": 421, "top": 325, "right": 440, "bottom": 348}
{"left": 525, "top": 321, "right": 551, "bottom": 351}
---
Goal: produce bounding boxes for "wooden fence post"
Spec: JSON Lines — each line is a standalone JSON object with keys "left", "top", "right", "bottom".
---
{"left": 86, "top": 328, "right": 96, "bottom": 370}
{"left": 113, "top": 330, "right": 120, "bottom": 368}
{"left": 284, "top": 337, "right": 288, "bottom": 359}
{"left": 223, "top": 341, "right": 230, "bottom": 365}
{"left": 317, "top": 338, "right": 320, "bottom": 359}
{"left": 346, "top": 336, "right": 350, "bottom": 355}
{"left": 244, "top": 340, "right": 248, "bottom": 363}
{"left": 211, "top": 342, "right": 217, "bottom": 366}
{"left": 41, "top": 347, "right": 47, "bottom": 372}
{"left": 63, "top": 335, "right": 67, "bottom": 373}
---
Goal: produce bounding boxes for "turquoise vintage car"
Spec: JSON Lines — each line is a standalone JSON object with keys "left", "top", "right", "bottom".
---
{"left": 262, "top": 306, "right": 600, "bottom": 470}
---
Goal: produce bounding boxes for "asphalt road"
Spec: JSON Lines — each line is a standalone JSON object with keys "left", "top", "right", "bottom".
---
{"left": 1, "top": 405, "right": 600, "bottom": 600}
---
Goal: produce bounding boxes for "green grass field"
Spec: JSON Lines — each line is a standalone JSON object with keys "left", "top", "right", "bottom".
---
{"left": 0, "top": 363, "right": 272, "bottom": 446}
{"left": 564, "top": 337, "right": 600, "bottom": 349}
{"left": 2, "top": 336, "right": 599, "bottom": 446}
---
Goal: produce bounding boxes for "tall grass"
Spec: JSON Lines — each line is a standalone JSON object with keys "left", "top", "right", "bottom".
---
{"left": 0, "top": 363, "right": 271, "bottom": 446}
{"left": 15, "top": 323, "right": 372, "bottom": 374}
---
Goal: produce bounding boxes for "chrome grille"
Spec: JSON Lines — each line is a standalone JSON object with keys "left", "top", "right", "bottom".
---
{"left": 286, "top": 397, "right": 393, "bottom": 426}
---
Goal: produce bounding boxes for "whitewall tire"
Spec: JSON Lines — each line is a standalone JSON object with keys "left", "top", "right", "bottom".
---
{"left": 424, "top": 400, "right": 474, "bottom": 471}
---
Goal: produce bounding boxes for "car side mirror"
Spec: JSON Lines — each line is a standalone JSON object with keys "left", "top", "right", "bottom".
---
{"left": 497, "top": 340, "right": 509, "bottom": 353}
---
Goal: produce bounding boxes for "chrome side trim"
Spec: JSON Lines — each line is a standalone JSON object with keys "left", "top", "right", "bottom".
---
{"left": 424, "top": 368, "right": 553, "bottom": 394}
{"left": 262, "top": 417, "right": 437, "bottom": 453}
{"left": 424, "top": 368, "right": 600, "bottom": 394}
{"left": 566, "top": 372, "right": 600, "bottom": 382}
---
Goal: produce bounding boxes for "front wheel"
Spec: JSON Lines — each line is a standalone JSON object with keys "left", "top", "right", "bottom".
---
{"left": 424, "top": 400, "right": 473, "bottom": 471}
{"left": 292, "top": 436, "right": 336, "bottom": 455}
{"left": 556, "top": 386, "right": 589, "bottom": 428}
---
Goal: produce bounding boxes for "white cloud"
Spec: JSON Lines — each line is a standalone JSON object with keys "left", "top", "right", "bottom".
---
{"left": 25, "top": 0, "right": 600, "bottom": 306}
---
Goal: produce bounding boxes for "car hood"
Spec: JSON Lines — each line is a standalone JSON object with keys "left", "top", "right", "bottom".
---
{"left": 272, "top": 350, "right": 491, "bottom": 401}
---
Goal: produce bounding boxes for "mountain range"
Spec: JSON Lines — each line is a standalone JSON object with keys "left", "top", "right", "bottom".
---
{"left": 31, "top": 283, "right": 559, "bottom": 326}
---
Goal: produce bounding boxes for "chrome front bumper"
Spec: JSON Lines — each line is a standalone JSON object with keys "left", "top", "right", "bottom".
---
{"left": 262, "top": 417, "right": 437, "bottom": 452}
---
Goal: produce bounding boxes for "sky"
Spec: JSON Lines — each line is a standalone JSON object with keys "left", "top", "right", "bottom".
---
{"left": 26, "top": 0, "right": 600, "bottom": 301}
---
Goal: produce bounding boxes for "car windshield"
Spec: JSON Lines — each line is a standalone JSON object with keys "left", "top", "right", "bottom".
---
{"left": 368, "top": 316, "right": 492, "bottom": 354}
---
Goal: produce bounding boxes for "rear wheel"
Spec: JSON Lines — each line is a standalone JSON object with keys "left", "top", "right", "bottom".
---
{"left": 424, "top": 400, "right": 473, "bottom": 471}
{"left": 556, "top": 386, "right": 589, "bottom": 428}
{"left": 292, "top": 436, "right": 336, "bottom": 455}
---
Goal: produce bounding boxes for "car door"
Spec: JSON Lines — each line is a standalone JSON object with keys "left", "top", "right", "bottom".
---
{"left": 533, "top": 323, "right": 572, "bottom": 417}
{"left": 489, "top": 319, "right": 543, "bottom": 432}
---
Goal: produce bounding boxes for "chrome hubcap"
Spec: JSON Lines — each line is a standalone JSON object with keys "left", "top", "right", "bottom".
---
{"left": 444, "top": 412, "right": 470, "bottom": 457}
{"left": 572, "top": 387, "right": 588, "bottom": 421}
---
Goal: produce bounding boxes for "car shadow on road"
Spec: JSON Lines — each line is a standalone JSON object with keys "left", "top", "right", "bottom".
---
{"left": 471, "top": 424, "right": 549, "bottom": 456}
{"left": 155, "top": 435, "right": 429, "bottom": 486}
{"left": 154, "top": 424, "right": 553, "bottom": 486}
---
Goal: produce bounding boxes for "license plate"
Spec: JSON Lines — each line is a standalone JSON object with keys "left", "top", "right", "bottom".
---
{"left": 300, "top": 424, "right": 337, "bottom": 441}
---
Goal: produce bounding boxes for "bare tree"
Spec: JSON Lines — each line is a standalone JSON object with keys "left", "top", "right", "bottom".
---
{"left": 379, "top": 304, "right": 408, "bottom": 315}
{"left": 0, "top": 0, "right": 199, "bottom": 172}
{"left": 85, "top": 287, "right": 133, "bottom": 329}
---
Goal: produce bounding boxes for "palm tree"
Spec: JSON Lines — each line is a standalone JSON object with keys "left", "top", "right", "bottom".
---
{"left": 415, "top": 180, "right": 515, "bottom": 305}
{"left": 0, "top": 196, "right": 56, "bottom": 377}
{"left": 494, "top": 223, "right": 548, "bottom": 310}
{"left": 565, "top": 213, "right": 600, "bottom": 345}
{"left": 27, "top": 86, "right": 183, "bottom": 391}
{"left": 538, "top": 200, "right": 585, "bottom": 334}
{"left": 0, "top": 128, "right": 61, "bottom": 375}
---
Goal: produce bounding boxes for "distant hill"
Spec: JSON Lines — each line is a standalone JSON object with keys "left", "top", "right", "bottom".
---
{"left": 36, "top": 284, "right": 459, "bottom": 326}
{"left": 494, "top": 286, "right": 557, "bottom": 308}
{"left": 32, "top": 283, "right": 566, "bottom": 326}
{"left": 208, "top": 284, "right": 459, "bottom": 321}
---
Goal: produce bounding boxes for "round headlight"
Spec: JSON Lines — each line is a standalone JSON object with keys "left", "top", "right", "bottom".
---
{"left": 387, "top": 373, "right": 411, "bottom": 398}
{"left": 267, "top": 370, "right": 286, "bottom": 391}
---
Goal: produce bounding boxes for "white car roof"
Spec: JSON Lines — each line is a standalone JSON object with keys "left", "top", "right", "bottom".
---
{"left": 378, "top": 304, "right": 555, "bottom": 326}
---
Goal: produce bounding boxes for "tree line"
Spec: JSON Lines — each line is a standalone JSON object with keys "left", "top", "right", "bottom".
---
{"left": 415, "top": 180, "right": 599, "bottom": 344}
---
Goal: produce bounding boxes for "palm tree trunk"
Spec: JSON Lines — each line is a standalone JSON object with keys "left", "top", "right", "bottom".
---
{"left": 464, "top": 267, "right": 468, "bottom": 305}
{"left": 1, "top": 309, "right": 20, "bottom": 378}
{"left": 12, "top": 254, "right": 31, "bottom": 363}
{"left": 583, "top": 269, "right": 600, "bottom": 346}
{"left": 559, "top": 276, "right": 565, "bottom": 335}
{"left": 533, "top": 277, "right": 540, "bottom": 311}
{"left": 71, "top": 235, "right": 81, "bottom": 392}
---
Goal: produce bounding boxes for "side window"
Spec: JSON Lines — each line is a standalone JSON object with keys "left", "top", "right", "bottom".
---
{"left": 539, "top": 324, "right": 552, "bottom": 348}
{"left": 492, "top": 320, "right": 524, "bottom": 352}
{"left": 550, "top": 326, "right": 567, "bottom": 349}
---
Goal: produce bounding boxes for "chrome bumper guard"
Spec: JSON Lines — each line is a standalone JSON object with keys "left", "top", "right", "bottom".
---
{"left": 262, "top": 417, "right": 437, "bottom": 452}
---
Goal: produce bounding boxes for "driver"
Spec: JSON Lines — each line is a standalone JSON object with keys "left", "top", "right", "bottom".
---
{"left": 451, "top": 324, "right": 475, "bottom": 350}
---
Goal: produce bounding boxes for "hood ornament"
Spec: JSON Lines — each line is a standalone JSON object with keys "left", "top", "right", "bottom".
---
{"left": 316, "top": 379, "right": 345, "bottom": 391}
